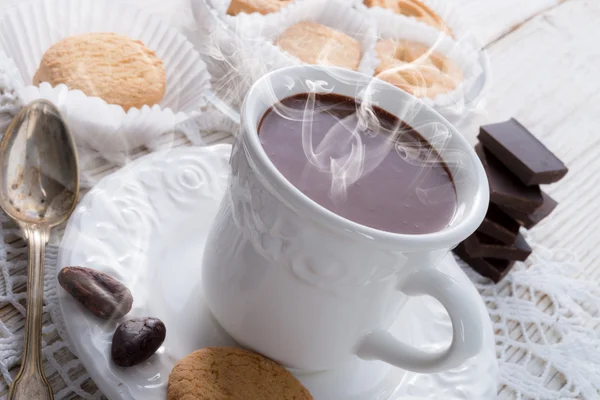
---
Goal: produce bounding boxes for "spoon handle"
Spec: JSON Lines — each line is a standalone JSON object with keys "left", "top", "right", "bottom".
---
{"left": 8, "top": 225, "right": 54, "bottom": 400}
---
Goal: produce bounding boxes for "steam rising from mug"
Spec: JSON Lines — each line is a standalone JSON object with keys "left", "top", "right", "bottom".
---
{"left": 266, "top": 75, "right": 455, "bottom": 205}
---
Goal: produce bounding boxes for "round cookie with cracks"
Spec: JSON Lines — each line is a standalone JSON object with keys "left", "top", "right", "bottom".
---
{"left": 33, "top": 32, "right": 166, "bottom": 111}
{"left": 275, "top": 22, "right": 362, "bottom": 71}
{"left": 374, "top": 39, "right": 463, "bottom": 99}
{"left": 168, "top": 347, "right": 314, "bottom": 400}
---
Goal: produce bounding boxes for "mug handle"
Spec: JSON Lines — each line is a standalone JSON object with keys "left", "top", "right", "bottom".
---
{"left": 356, "top": 267, "right": 483, "bottom": 373}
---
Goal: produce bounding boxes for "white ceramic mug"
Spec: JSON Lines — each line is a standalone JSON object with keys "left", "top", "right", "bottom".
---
{"left": 202, "top": 65, "right": 489, "bottom": 373}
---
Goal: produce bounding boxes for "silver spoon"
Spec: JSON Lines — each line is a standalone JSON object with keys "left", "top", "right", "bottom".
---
{"left": 0, "top": 99, "right": 80, "bottom": 400}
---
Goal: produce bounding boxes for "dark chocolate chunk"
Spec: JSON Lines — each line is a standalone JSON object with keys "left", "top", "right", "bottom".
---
{"left": 454, "top": 243, "right": 515, "bottom": 283}
{"left": 499, "top": 192, "right": 558, "bottom": 229}
{"left": 58, "top": 266, "right": 133, "bottom": 320}
{"left": 475, "top": 144, "right": 543, "bottom": 213}
{"left": 479, "top": 119, "right": 568, "bottom": 185}
{"left": 463, "top": 232, "right": 532, "bottom": 261}
{"left": 111, "top": 317, "right": 166, "bottom": 367}
{"left": 478, "top": 203, "right": 520, "bottom": 244}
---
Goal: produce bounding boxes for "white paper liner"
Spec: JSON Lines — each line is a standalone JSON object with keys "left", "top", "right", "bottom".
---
{"left": 0, "top": 0, "right": 212, "bottom": 152}
{"left": 19, "top": 83, "right": 190, "bottom": 153}
{"left": 188, "top": 0, "right": 242, "bottom": 80}
{"left": 124, "top": 0, "right": 198, "bottom": 33}
{"left": 0, "top": 56, "right": 22, "bottom": 135}
{"left": 367, "top": 12, "right": 486, "bottom": 124}
{"left": 208, "top": 0, "right": 363, "bottom": 19}
{"left": 232, "top": 0, "right": 379, "bottom": 77}
{"left": 206, "top": 0, "right": 234, "bottom": 16}
{"left": 0, "top": 51, "right": 23, "bottom": 125}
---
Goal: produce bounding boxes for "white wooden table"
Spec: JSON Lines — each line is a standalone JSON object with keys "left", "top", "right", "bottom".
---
{"left": 0, "top": 0, "right": 598, "bottom": 398}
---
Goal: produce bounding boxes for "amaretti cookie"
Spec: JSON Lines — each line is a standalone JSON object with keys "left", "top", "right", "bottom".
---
{"left": 168, "top": 347, "right": 313, "bottom": 400}
{"left": 275, "top": 22, "right": 361, "bottom": 71}
{"left": 374, "top": 39, "right": 462, "bottom": 99}
{"left": 33, "top": 32, "right": 166, "bottom": 110}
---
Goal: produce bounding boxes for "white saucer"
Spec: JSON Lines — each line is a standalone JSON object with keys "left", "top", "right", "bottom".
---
{"left": 57, "top": 145, "right": 498, "bottom": 400}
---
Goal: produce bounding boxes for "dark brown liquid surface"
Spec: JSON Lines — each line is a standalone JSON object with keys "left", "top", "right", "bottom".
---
{"left": 258, "top": 93, "right": 457, "bottom": 234}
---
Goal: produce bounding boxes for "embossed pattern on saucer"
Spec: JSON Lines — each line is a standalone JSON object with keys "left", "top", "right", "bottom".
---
{"left": 57, "top": 145, "right": 498, "bottom": 400}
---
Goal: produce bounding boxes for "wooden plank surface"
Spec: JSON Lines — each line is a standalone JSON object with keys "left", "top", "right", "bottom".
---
{"left": 450, "top": 0, "right": 562, "bottom": 45}
{"left": 1, "top": 0, "right": 599, "bottom": 399}
{"left": 480, "top": 0, "right": 600, "bottom": 279}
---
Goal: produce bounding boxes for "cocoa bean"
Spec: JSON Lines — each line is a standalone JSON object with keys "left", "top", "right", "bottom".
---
{"left": 111, "top": 317, "right": 166, "bottom": 367}
{"left": 58, "top": 266, "right": 133, "bottom": 319}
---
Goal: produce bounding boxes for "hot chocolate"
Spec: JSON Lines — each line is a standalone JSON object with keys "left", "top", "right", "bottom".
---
{"left": 258, "top": 93, "right": 457, "bottom": 234}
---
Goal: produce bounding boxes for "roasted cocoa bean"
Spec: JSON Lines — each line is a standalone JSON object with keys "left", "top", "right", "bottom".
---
{"left": 58, "top": 266, "right": 133, "bottom": 319}
{"left": 111, "top": 317, "right": 166, "bottom": 367}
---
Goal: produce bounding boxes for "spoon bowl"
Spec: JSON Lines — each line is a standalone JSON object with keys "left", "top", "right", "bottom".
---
{"left": 0, "top": 99, "right": 79, "bottom": 400}
{"left": 0, "top": 99, "right": 79, "bottom": 226}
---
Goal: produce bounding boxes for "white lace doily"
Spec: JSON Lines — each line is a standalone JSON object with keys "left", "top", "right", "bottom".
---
{"left": 459, "top": 232, "right": 600, "bottom": 399}
{"left": 1, "top": 22, "right": 600, "bottom": 400}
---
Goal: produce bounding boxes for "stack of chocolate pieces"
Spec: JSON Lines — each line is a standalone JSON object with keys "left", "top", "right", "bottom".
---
{"left": 454, "top": 118, "right": 568, "bottom": 282}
